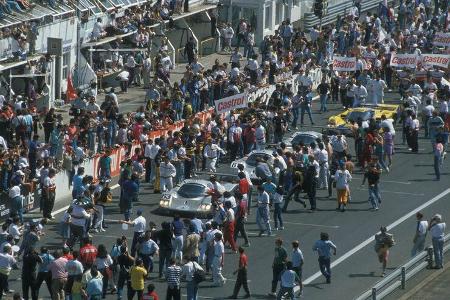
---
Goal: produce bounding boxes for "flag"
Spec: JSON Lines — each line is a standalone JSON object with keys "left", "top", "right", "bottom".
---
{"left": 66, "top": 71, "right": 77, "bottom": 102}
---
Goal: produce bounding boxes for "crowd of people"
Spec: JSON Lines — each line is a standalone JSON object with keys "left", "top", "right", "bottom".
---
{"left": 0, "top": 0, "right": 448, "bottom": 299}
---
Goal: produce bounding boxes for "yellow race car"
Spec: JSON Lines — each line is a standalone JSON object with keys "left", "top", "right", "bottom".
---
{"left": 326, "top": 104, "right": 399, "bottom": 136}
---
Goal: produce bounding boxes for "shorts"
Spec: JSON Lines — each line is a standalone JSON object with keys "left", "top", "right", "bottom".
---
{"left": 292, "top": 266, "right": 302, "bottom": 280}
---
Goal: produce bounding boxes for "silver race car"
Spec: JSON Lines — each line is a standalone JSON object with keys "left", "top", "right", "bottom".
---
{"left": 159, "top": 178, "right": 238, "bottom": 217}
{"left": 285, "top": 131, "right": 323, "bottom": 148}
{"left": 230, "top": 149, "right": 276, "bottom": 184}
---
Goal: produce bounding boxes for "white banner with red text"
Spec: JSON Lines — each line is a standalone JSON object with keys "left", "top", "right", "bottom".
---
{"left": 215, "top": 93, "right": 248, "bottom": 114}
{"left": 390, "top": 53, "right": 417, "bottom": 68}
{"left": 420, "top": 54, "right": 450, "bottom": 68}
{"left": 433, "top": 32, "right": 450, "bottom": 47}
{"left": 332, "top": 56, "right": 356, "bottom": 71}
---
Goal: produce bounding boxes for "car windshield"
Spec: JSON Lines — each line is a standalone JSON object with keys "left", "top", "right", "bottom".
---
{"left": 177, "top": 183, "right": 206, "bottom": 198}
{"left": 346, "top": 110, "right": 373, "bottom": 122}
{"left": 292, "top": 134, "right": 317, "bottom": 146}
{"left": 246, "top": 153, "right": 271, "bottom": 167}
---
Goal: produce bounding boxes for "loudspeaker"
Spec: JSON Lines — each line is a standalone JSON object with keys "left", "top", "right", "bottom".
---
{"left": 47, "top": 37, "right": 63, "bottom": 56}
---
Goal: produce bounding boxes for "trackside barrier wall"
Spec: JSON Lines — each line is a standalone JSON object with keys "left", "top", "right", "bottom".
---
{"left": 49, "top": 67, "right": 323, "bottom": 205}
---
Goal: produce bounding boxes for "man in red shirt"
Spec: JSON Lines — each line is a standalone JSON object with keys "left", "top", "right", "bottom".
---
{"left": 142, "top": 283, "right": 159, "bottom": 300}
{"left": 229, "top": 247, "right": 250, "bottom": 299}
{"left": 79, "top": 237, "right": 97, "bottom": 268}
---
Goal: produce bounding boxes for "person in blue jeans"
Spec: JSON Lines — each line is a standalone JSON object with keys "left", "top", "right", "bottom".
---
{"left": 317, "top": 77, "right": 330, "bottom": 112}
{"left": 312, "top": 232, "right": 337, "bottom": 283}
{"left": 272, "top": 187, "right": 284, "bottom": 230}
{"left": 300, "top": 94, "right": 314, "bottom": 125}
{"left": 362, "top": 163, "right": 382, "bottom": 210}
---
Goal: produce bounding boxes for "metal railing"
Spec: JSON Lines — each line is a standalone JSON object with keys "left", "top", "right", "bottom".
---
{"left": 302, "top": 0, "right": 393, "bottom": 30}
{"left": 355, "top": 233, "right": 450, "bottom": 300}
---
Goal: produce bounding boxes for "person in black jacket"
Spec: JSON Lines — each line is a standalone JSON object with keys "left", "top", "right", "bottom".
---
{"left": 157, "top": 221, "right": 173, "bottom": 278}
{"left": 22, "top": 247, "right": 43, "bottom": 300}
{"left": 184, "top": 37, "right": 196, "bottom": 64}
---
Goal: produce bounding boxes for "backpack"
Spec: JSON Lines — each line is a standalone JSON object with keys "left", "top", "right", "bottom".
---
{"left": 193, "top": 262, "right": 206, "bottom": 284}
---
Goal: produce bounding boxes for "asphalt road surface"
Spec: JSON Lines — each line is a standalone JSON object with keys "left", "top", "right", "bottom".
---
{"left": 13, "top": 91, "right": 450, "bottom": 300}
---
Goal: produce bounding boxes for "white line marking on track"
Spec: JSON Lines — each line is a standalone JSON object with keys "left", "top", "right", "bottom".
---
{"left": 300, "top": 187, "right": 450, "bottom": 286}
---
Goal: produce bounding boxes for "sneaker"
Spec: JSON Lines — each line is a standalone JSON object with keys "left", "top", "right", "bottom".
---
{"left": 275, "top": 227, "right": 279, "bottom": 231}
{"left": 268, "top": 292, "right": 277, "bottom": 297}
{"left": 279, "top": 226, "right": 284, "bottom": 230}
{"left": 243, "top": 242, "right": 251, "bottom": 247}
{"left": 100, "top": 228, "right": 106, "bottom": 232}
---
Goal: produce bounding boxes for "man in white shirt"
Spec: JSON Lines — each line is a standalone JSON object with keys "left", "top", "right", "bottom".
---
{"left": 212, "top": 232, "right": 226, "bottom": 286}
{"left": 353, "top": 81, "right": 368, "bottom": 107}
{"left": 411, "top": 212, "right": 428, "bottom": 257}
{"left": 85, "top": 97, "right": 100, "bottom": 113}
{"left": 380, "top": 115, "right": 396, "bottom": 137}
{"left": 255, "top": 122, "right": 266, "bottom": 150}
{"left": 429, "top": 214, "right": 446, "bottom": 269}
{"left": 159, "top": 156, "right": 176, "bottom": 192}
{"left": 318, "top": 143, "right": 329, "bottom": 190}
{"left": 117, "top": 70, "right": 130, "bottom": 93}
{"left": 223, "top": 23, "right": 234, "bottom": 52}
{"left": 182, "top": 256, "right": 204, "bottom": 298}
{"left": 149, "top": 139, "right": 161, "bottom": 184}
{"left": 371, "top": 74, "right": 387, "bottom": 105}
{"left": 203, "top": 140, "right": 225, "bottom": 173}
{"left": 120, "top": 208, "right": 146, "bottom": 257}
{"left": 92, "top": 18, "right": 105, "bottom": 40}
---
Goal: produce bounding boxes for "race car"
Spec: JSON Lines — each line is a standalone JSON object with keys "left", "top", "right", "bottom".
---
{"left": 326, "top": 104, "right": 399, "bottom": 136}
{"left": 285, "top": 131, "right": 323, "bottom": 148}
{"left": 230, "top": 149, "right": 279, "bottom": 185}
{"left": 158, "top": 178, "right": 238, "bottom": 217}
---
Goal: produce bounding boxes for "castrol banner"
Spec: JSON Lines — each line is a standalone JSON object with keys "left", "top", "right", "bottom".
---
{"left": 390, "top": 53, "right": 417, "bottom": 68}
{"left": 332, "top": 56, "right": 356, "bottom": 71}
{"left": 420, "top": 54, "right": 450, "bottom": 68}
{"left": 433, "top": 32, "right": 450, "bottom": 47}
{"left": 215, "top": 93, "right": 248, "bottom": 114}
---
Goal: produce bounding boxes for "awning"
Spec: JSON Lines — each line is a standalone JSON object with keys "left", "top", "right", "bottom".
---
{"left": 81, "top": 3, "right": 217, "bottom": 49}
{"left": 0, "top": 4, "right": 75, "bottom": 29}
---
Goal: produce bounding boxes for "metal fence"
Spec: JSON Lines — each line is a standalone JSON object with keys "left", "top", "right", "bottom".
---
{"left": 302, "top": 0, "right": 393, "bottom": 30}
{"left": 355, "top": 233, "right": 450, "bottom": 300}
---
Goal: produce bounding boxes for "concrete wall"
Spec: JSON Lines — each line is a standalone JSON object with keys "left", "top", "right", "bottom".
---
{"left": 186, "top": 11, "right": 217, "bottom": 56}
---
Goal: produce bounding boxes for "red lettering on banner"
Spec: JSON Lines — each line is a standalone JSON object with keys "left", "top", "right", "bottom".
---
{"left": 422, "top": 56, "right": 450, "bottom": 65}
{"left": 391, "top": 57, "right": 416, "bottom": 65}
{"left": 217, "top": 96, "right": 245, "bottom": 111}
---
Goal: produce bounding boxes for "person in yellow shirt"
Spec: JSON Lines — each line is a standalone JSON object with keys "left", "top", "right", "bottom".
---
{"left": 129, "top": 258, "right": 148, "bottom": 299}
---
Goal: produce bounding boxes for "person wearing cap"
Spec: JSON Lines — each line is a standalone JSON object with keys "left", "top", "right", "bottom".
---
{"left": 429, "top": 214, "right": 446, "bottom": 269}
{"left": 374, "top": 227, "right": 394, "bottom": 276}
{"left": 120, "top": 209, "right": 146, "bottom": 257}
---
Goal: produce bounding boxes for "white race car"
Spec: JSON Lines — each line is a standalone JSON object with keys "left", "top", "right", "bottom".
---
{"left": 230, "top": 149, "right": 278, "bottom": 184}
{"left": 159, "top": 178, "right": 238, "bottom": 217}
